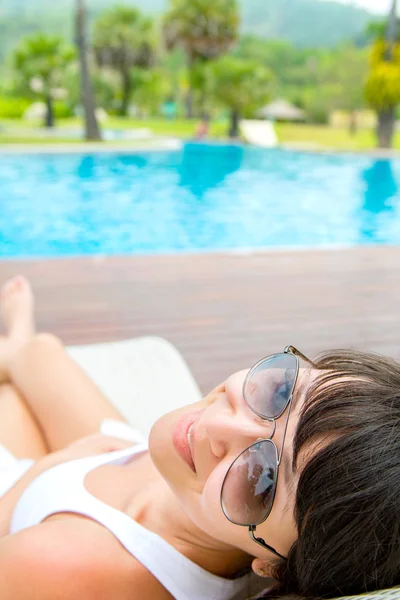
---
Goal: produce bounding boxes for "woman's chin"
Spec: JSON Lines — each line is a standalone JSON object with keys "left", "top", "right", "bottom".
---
{"left": 148, "top": 407, "right": 184, "bottom": 475}
{"left": 148, "top": 410, "right": 172, "bottom": 463}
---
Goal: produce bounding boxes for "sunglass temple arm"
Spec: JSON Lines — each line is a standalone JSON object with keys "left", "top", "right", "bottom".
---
{"left": 284, "top": 345, "right": 317, "bottom": 368}
{"left": 249, "top": 525, "right": 286, "bottom": 560}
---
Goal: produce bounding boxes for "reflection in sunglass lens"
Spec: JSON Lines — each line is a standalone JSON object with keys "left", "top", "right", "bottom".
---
{"left": 221, "top": 440, "right": 278, "bottom": 526}
{"left": 244, "top": 354, "right": 297, "bottom": 419}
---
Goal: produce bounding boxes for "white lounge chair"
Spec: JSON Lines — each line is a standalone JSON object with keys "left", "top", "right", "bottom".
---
{"left": 240, "top": 119, "right": 278, "bottom": 148}
{"left": 67, "top": 336, "right": 202, "bottom": 437}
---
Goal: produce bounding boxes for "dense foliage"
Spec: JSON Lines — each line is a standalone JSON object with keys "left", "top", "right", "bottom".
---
{"left": 211, "top": 56, "right": 273, "bottom": 135}
{"left": 365, "top": 40, "right": 400, "bottom": 110}
{"left": 234, "top": 37, "right": 369, "bottom": 124}
{"left": 0, "top": 6, "right": 373, "bottom": 128}
{"left": 163, "top": 0, "right": 239, "bottom": 118}
{"left": 12, "top": 33, "right": 75, "bottom": 126}
{"left": 364, "top": 5, "right": 400, "bottom": 150}
{"left": 93, "top": 6, "right": 155, "bottom": 115}
{"left": 164, "top": 0, "right": 239, "bottom": 60}
{"left": 0, "top": 0, "right": 397, "bottom": 148}
{"left": 0, "top": 0, "right": 377, "bottom": 62}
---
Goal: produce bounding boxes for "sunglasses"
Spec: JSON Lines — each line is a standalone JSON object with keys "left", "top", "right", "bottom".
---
{"left": 220, "top": 346, "right": 315, "bottom": 560}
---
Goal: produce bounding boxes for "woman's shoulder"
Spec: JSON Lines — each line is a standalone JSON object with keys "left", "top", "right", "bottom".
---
{"left": 0, "top": 518, "right": 174, "bottom": 600}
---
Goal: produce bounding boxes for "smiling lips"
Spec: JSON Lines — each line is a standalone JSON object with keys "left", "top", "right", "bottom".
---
{"left": 172, "top": 411, "right": 202, "bottom": 473}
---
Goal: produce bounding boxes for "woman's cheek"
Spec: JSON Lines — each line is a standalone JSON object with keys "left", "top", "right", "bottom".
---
{"left": 197, "top": 461, "right": 233, "bottom": 534}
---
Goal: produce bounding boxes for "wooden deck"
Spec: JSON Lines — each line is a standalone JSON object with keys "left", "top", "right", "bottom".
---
{"left": 1, "top": 246, "right": 400, "bottom": 394}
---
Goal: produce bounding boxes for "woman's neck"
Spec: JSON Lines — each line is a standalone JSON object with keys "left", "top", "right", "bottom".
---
{"left": 127, "top": 469, "right": 252, "bottom": 579}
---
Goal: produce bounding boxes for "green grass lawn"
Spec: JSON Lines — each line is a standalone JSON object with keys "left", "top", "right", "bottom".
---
{"left": 0, "top": 117, "right": 228, "bottom": 144}
{"left": 56, "top": 116, "right": 229, "bottom": 138}
{"left": 275, "top": 123, "right": 381, "bottom": 151}
{"left": 0, "top": 117, "right": 398, "bottom": 151}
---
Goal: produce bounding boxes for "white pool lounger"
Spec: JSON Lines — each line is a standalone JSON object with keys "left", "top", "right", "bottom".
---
{"left": 240, "top": 119, "right": 278, "bottom": 148}
{"left": 67, "top": 336, "right": 202, "bottom": 437}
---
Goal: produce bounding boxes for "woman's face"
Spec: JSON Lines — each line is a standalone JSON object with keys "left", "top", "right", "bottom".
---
{"left": 149, "top": 366, "right": 313, "bottom": 561}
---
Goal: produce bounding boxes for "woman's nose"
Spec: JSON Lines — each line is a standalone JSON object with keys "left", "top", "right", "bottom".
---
{"left": 206, "top": 406, "right": 275, "bottom": 460}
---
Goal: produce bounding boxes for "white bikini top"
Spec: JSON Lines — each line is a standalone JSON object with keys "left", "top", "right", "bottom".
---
{"left": 10, "top": 420, "right": 256, "bottom": 600}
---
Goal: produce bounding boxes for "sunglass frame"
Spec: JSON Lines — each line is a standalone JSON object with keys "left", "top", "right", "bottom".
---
{"left": 220, "top": 346, "right": 315, "bottom": 560}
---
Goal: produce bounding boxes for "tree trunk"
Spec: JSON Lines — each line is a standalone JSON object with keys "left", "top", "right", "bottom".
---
{"left": 348, "top": 111, "right": 358, "bottom": 136}
{"left": 199, "top": 88, "right": 208, "bottom": 121}
{"left": 377, "top": 108, "right": 396, "bottom": 148}
{"left": 186, "top": 54, "right": 195, "bottom": 119}
{"left": 376, "top": 0, "right": 397, "bottom": 149}
{"left": 76, "top": 0, "right": 102, "bottom": 141}
{"left": 120, "top": 70, "right": 132, "bottom": 117}
{"left": 385, "top": 0, "right": 398, "bottom": 59}
{"left": 186, "top": 88, "right": 194, "bottom": 120}
{"left": 45, "top": 94, "right": 54, "bottom": 128}
{"left": 229, "top": 109, "right": 240, "bottom": 138}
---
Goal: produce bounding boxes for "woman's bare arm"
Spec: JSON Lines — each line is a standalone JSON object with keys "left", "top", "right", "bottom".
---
{"left": 0, "top": 518, "right": 174, "bottom": 600}
{"left": 0, "top": 434, "right": 132, "bottom": 537}
{"left": 0, "top": 520, "right": 128, "bottom": 600}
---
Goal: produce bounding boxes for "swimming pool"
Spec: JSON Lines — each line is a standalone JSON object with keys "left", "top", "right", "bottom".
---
{"left": 1, "top": 143, "right": 399, "bottom": 258}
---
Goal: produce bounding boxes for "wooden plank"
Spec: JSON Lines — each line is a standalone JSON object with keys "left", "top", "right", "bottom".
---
{"left": 1, "top": 246, "right": 400, "bottom": 393}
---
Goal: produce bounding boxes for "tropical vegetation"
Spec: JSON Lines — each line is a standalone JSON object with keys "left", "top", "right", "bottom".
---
{"left": 12, "top": 34, "right": 75, "bottom": 127}
{"left": 0, "top": 0, "right": 399, "bottom": 148}
{"left": 93, "top": 6, "right": 155, "bottom": 116}
{"left": 163, "top": 0, "right": 239, "bottom": 118}
{"left": 211, "top": 57, "right": 272, "bottom": 136}
{"left": 365, "top": 0, "right": 400, "bottom": 148}
{"left": 0, "top": 0, "right": 376, "bottom": 61}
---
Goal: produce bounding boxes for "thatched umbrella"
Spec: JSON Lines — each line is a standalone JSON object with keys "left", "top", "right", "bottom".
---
{"left": 258, "top": 99, "right": 305, "bottom": 122}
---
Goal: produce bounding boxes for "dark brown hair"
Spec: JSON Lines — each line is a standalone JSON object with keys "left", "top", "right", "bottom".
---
{"left": 271, "top": 349, "right": 400, "bottom": 599}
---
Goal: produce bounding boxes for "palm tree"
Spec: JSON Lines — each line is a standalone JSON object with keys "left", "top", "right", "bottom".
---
{"left": 13, "top": 34, "right": 75, "bottom": 128}
{"left": 365, "top": 0, "right": 400, "bottom": 148}
{"left": 75, "top": 0, "right": 102, "bottom": 141}
{"left": 386, "top": 0, "right": 398, "bottom": 56}
{"left": 211, "top": 56, "right": 273, "bottom": 137}
{"left": 380, "top": 0, "right": 398, "bottom": 148}
{"left": 378, "top": 0, "right": 398, "bottom": 146}
{"left": 93, "top": 6, "right": 155, "bottom": 117}
{"left": 163, "top": 0, "right": 239, "bottom": 119}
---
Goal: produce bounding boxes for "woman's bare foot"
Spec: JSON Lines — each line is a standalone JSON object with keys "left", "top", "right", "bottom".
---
{"left": 0, "top": 277, "right": 35, "bottom": 382}
{"left": 1, "top": 276, "right": 35, "bottom": 342}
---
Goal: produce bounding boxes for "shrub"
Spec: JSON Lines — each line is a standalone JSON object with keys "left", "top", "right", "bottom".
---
{"left": 0, "top": 97, "right": 30, "bottom": 119}
{"left": 365, "top": 62, "right": 400, "bottom": 110}
{"left": 365, "top": 41, "right": 400, "bottom": 111}
{"left": 54, "top": 101, "right": 73, "bottom": 119}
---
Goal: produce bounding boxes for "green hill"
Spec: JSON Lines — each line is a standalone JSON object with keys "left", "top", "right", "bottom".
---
{"left": 0, "top": 0, "right": 377, "bottom": 61}
{"left": 241, "top": 0, "right": 375, "bottom": 48}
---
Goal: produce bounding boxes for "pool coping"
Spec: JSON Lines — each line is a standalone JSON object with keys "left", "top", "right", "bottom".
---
{"left": 0, "top": 243, "right": 388, "bottom": 263}
{"left": 0, "top": 139, "right": 183, "bottom": 155}
{"left": 1, "top": 140, "right": 400, "bottom": 158}
{"left": 281, "top": 143, "right": 400, "bottom": 159}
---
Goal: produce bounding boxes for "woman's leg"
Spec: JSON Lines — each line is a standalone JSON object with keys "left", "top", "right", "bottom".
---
{"left": 0, "top": 278, "right": 48, "bottom": 459}
{"left": 2, "top": 277, "right": 126, "bottom": 452}
{"left": 0, "top": 384, "right": 48, "bottom": 459}
{"left": 9, "top": 334, "right": 127, "bottom": 451}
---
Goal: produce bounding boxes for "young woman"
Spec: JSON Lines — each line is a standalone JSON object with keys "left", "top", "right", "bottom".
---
{"left": 0, "top": 275, "right": 399, "bottom": 600}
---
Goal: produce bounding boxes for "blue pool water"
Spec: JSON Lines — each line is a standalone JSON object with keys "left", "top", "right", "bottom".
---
{"left": 1, "top": 143, "right": 400, "bottom": 258}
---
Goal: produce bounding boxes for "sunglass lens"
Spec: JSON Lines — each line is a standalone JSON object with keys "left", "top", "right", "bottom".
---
{"left": 244, "top": 353, "right": 297, "bottom": 419}
{"left": 221, "top": 440, "right": 278, "bottom": 526}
